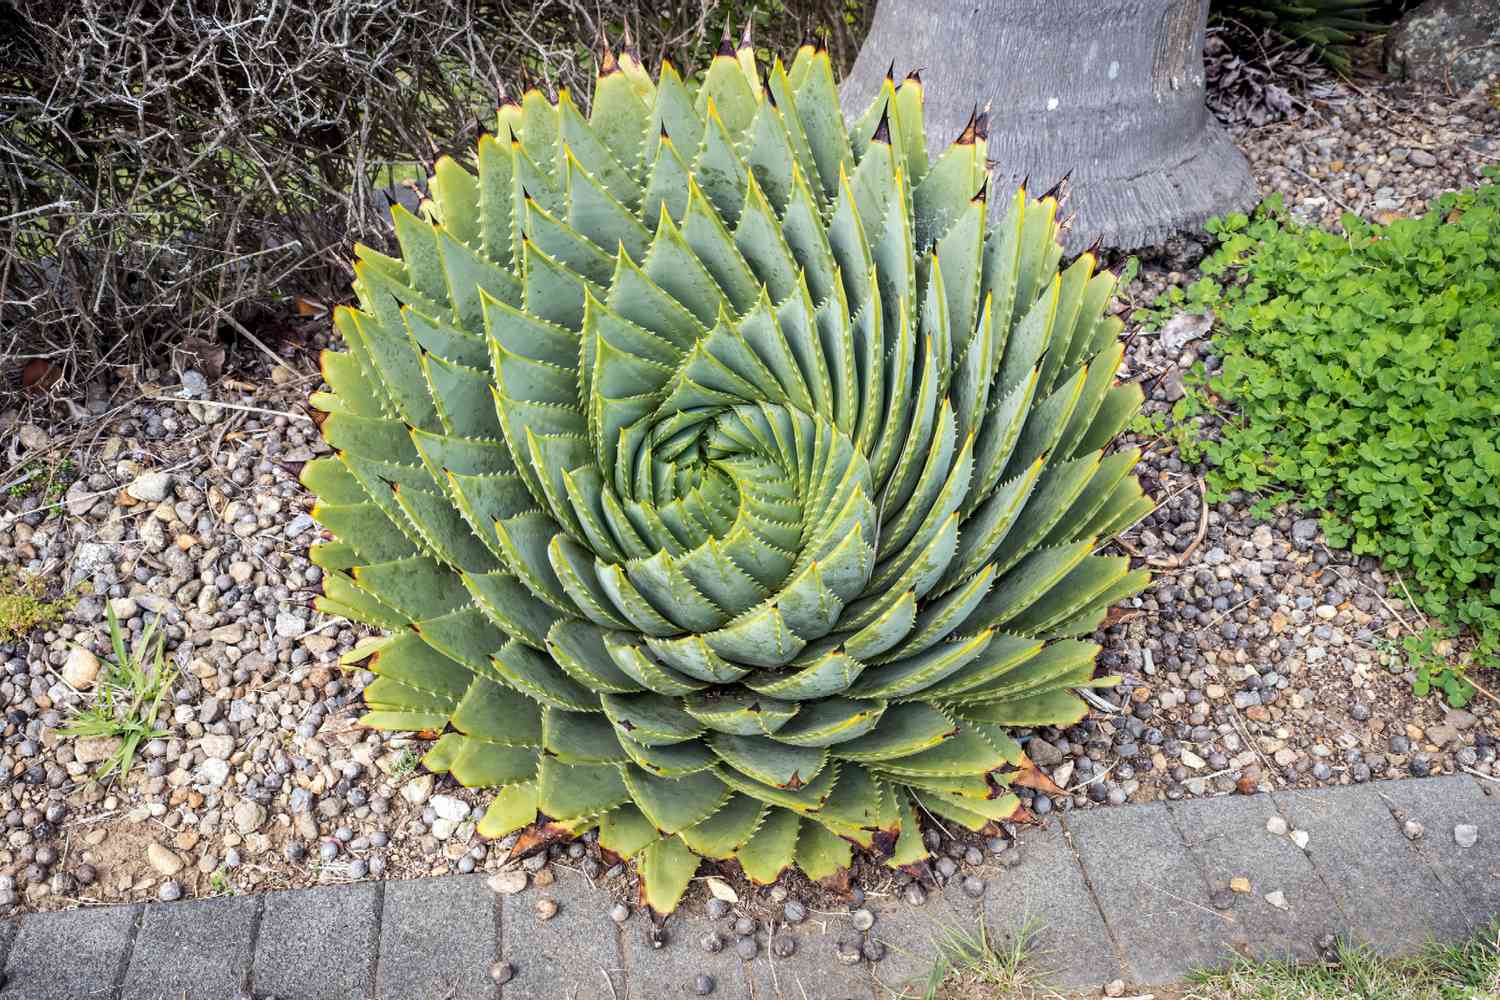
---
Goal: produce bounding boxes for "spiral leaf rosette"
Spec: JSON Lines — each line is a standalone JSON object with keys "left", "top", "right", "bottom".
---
{"left": 304, "top": 33, "right": 1152, "bottom": 912}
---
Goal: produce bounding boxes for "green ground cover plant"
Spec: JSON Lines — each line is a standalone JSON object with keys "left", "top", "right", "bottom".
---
{"left": 1139, "top": 172, "right": 1500, "bottom": 701}
{"left": 61, "top": 604, "right": 177, "bottom": 780}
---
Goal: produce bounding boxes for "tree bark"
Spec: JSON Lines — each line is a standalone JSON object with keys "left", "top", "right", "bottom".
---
{"left": 842, "top": 0, "right": 1257, "bottom": 251}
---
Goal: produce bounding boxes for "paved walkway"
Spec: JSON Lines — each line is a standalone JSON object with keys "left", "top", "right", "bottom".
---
{"left": 2, "top": 775, "right": 1496, "bottom": 999}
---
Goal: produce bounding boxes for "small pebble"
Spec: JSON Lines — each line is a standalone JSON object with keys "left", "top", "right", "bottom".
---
{"left": 610, "top": 902, "right": 630, "bottom": 924}
{"left": 158, "top": 880, "right": 182, "bottom": 902}
{"left": 692, "top": 973, "right": 715, "bottom": 996}
{"left": 1404, "top": 820, "right": 1425, "bottom": 840}
{"left": 771, "top": 934, "right": 796, "bottom": 958}
{"left": 861, "top": 938, "right": 886, "bottom": 962}
{"left": 705, "top": 898, "right": 731, "bottom": 920}
{"left": 1265, "top": 816, "right": 1288, "bottom": 836}
{"left": 851, "top": 907, "right": 875, "bottom": 932}
{"left": 490, "top": 961, "right": 514, "bottom": 985}
{"left": 783, "top": 900, "right": 806, "bottom": 924}
{"left": 700, "top": 931, "right": 724, "bottom": 954}
{"left": 1455, "top": 824, "right": 1479, "bottom": 849}
{"left": 534, "top": 896, "right": 558, "bottom": 920}
{"left": 734, "top": 936, "right": 758, "bottom": 960}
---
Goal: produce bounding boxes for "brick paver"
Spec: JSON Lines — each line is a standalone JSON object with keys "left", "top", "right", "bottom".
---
{"left": 1373, "top": 776, "right": 1500, "bottom": 934}
{"left": 1170, "top": 793, "right": 1348, "bottom": 963}
{"left": 1066, "top": 802, "right": 1238, "bottom": 984}
{"left": 377, "top": 875, "right": 498, "bottom": 1000}
{"left": 499, "top": 869, "right": 626, "bottom": 1000}
{"left": 122, "top": 895, "right": 259, "bottom": 1000}
{"left": 983, "top": 822, "right": 1123, "bottom": 989}
{"left": 621, "top": 906, "right": 755, "bottom": 999}
{"left": 1275, "top": 784, "right": 1467, "bottom": 952}
{"left": 1, "top": 903, "right": 139, "bottom": 1000}
{"left": 252, "top": 883, "right": 380, "bottom": 1000}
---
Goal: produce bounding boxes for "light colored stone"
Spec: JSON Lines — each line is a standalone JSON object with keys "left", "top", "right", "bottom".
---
{"left": 1265, "top": 890, "right": 1288, "bottom": 910}
{"left": 62, "top": 647, "right": 101, "bottom": 690}
{"left": 126, "top": 471, "right": 174, "bottom": 503}
{"left": 73, "top": 734, "right": 123, "bottom": 765}
{"left": 198, "top": 758, "right": 230, "bottom": 786}
{"left": 401, "top": 774, "right": 434, "bottom": 806}
{"left": 1230, "top": 876, "right": 1251, "bottom": 893}
{"left": 1455, "top": 824, "right": 1479, "bottom": 848}
{"left": 1404, "top": 820, "right": 1425, "bottom": 840}
{"left": 108, "top": 596, "right": 139, "bottom": 620}
{"left": 275, "top": 612, "right": 304, "bottom": 637}
{"left": 1290, "top": 829, "right": 1309, "bottom": 850}
{"left": 233, "top": 800, "right": 267, "bottom": 835}
{"left": 1250, "top": 524, "right": 1274, "bottom": 548}
{"left": 1181, "top": 749, "right": 1206, "bottom": 769}
{"left": 488, "top": 869, "right": 528, "bottom": 895}
{"left": 147, "top": 842, "right": 184, "bottom": 876}
{"left": 431, "top": 817, "right": 457, "bottom": 840}
{"left": 200, "top": 734, "right": 234, "bottom": 759}
{"left": 228, "top": 561, "right": 254, "bottom": 584}
{"left": 208, "top": 624, "right": 245, "bottom": 644}
{"left": 1266, "top": 816, "right": 1288, "bottom": 836}
{"left": 431, "top": 795, "right": 470, "bottom": 823}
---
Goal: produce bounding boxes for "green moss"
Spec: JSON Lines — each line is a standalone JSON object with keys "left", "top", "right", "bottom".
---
{"left": 0, "top": 573, "right": 75, "bottom": 643}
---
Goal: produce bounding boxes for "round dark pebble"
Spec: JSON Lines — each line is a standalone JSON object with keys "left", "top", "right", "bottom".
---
{"left": 733, "top": 916, "right": 756, "bottom": 937}
{"left": 692, "top": 973, "right": 715, "bottom": 996}
{"left": 734, "top": 936, "right": 758, "bottom": 960}
{"left": 783, "top": 900, "right": 806, "bottom": 924}
{"left": 700, "top": 931, "right": 724, "bottom": 954}
{"left": 771, "top": 934, "right": 796, "bottom": 958}
{"left": 862, "top": 938, "right": 886, "bottom": 962}
{"left": 490, "top": 961, "right": 514, "bottom": 985}
{"left": 705, "top": 898, "right": 731, "bottom": 920}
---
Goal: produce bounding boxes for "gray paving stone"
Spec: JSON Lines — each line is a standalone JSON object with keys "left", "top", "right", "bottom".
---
{"left": 252, "top": 882, "right": 379, "bottom": 1000}
{"left": 621, "top": 903, "right": 752, "bottom": 999}
{"left": 500, "top": 870, "right": 625, "bottom": 999}
{"left": 1066, "top": 802, "right": 1234, "bottom": 984}
{"left": 1, "top": 904, "right": 140, "bottom": 1000}
{"left": 122, "top": 896, "right": 259, "bottom": 1000}
{"left": 1170, "top": 793, "right": 1347, "bottom": 963}
{"left": 377, "top": 875, "right": 497, "bottom": 1000}
{"left": 0, "top": 918, "right": 14, "bottom": 970}
{"left": 982, "top": 820, "right": 1122, "bottom": 989}
{"left": 743, "top": 921, "right": 875, "bottom": 1000}
{"left": 1373, "top": 776, "right": 1500, "bottom": 934}
{"left": 1274, "top": 784, "right": 1467, "bottom": 953}
{"left": 862, "top": 895, "right": 949, "bottom": 1000}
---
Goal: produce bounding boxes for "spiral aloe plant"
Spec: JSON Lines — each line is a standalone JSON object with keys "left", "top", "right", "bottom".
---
{"left": 304, "top": 29, "right": 1152, "bottom": 912}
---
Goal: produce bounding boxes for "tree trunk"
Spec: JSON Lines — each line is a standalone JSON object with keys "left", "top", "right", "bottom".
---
{"left": 842, "top": 0, "right": 1257, "bottom": 251}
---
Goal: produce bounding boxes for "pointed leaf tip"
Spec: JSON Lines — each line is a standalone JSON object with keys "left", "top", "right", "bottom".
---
{"left": 956, "top": 105, "right": 979, "bottom": 145}
{"left": 1041, "top": 169, "right": 1073, "bottom": 203}
{"left": 872, "top": 102, "right": 892, "bottom": 145}
{"left": 885, "top": 59, "right": 895, "bottom": 81}
{"left": 738, "top": 14, "right": 754, "bottom": 50}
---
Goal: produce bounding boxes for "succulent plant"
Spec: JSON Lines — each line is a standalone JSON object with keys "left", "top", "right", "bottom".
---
{"left": 304, "top": 29, "right": 1151, "bottom": 912}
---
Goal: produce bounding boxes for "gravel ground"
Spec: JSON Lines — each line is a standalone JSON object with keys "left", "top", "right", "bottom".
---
{"left": 0, "top": 74, "right": 1497, "bottom": 924}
